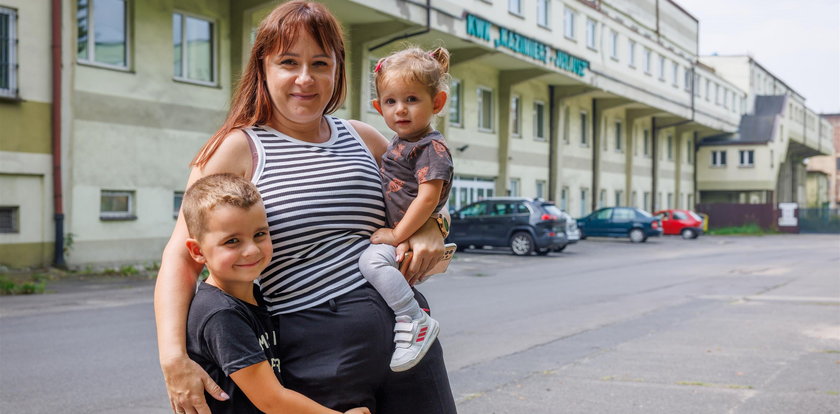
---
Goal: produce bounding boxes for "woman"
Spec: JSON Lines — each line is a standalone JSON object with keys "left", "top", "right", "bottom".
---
{"left": 154, "top": 2, "right": 456, "bottom": 414}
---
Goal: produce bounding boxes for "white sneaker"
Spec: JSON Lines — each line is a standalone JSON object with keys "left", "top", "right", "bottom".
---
{"left": 390, "top": 312, "right": 440, "bottom": 372}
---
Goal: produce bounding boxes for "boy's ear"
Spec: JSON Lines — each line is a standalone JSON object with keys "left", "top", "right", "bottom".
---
{"left": 371, "top": 99, "right": 383, "bottom": 115}
{"left": 432, "top": 91, "right": 447, "bottom": 114}
{"left": 185, "top": 238, "right": 206, "bottom": 264}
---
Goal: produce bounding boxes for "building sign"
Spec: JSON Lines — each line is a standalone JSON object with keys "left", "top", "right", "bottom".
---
{"left": 465, "top": 14, "right": 589, "bottom": 77}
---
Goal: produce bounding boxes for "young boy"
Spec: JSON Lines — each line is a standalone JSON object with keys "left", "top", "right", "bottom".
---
{"left": 181, "top": 173, "right": 368, "bottom": 414}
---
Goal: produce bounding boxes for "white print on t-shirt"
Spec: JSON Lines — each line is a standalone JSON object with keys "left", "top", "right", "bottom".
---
{"left": 258, "top": 329, "right": 282, "bottom": 374}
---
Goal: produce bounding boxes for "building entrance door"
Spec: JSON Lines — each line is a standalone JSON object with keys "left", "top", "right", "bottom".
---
{"left": 449, "top": 176, "right": 495, "bottom": 211}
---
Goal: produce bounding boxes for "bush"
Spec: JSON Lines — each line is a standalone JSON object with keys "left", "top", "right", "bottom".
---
{"left": 707, "top": 223, "right": 777, "bottom": 236}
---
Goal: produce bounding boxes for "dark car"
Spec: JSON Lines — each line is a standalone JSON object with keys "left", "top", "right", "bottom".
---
{"left": 577, "top": 207, "right": 663, "bottom": 243}
{"left": 449, "top": 198, "right": 569, "bottom": 256}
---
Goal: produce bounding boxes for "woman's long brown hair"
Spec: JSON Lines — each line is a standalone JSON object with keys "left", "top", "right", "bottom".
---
{"left": 191, "top": 0, "right": 347, "bottom": 168}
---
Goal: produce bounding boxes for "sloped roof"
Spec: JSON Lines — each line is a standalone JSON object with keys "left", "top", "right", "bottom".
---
{"left": 699, "top": 96, "right": 784, "bottom": 146}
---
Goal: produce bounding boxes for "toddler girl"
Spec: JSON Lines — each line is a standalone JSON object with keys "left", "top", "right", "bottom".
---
{"left": 358, "top": 46, "right": 454, "bottom": 372}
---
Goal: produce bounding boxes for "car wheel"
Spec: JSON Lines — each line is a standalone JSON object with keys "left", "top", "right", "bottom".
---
{"left": 681, "top": 228, "right": 696, "bottom": 240}
{"left": 629, "top": 228, "right": 647, "bottom": 243}
{"left": 510, "top": 232, "right": 535, "bottom": 256}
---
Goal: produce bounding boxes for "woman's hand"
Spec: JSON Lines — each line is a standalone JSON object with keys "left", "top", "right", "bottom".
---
{"left": 397, "top": 218, "right": 444, "bottom": 285}
{"left": 162, "top": 354, "right": 229, "bottom": 414}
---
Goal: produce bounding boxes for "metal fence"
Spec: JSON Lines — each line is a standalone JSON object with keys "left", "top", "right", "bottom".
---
{"left": 798, "top": 208, "right": 840, "bottom": 234}
{"left": 695, "top": 203, "right": 776, "bottom": 230}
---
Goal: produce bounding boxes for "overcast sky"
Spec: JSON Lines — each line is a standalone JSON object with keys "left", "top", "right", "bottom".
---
{"left": 679, "top": 0, "right": 840, "bottom": 114}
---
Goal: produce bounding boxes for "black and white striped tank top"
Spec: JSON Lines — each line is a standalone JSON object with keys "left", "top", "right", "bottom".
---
{"left": 243, "top": 116, "right": 386, "bottom": 315}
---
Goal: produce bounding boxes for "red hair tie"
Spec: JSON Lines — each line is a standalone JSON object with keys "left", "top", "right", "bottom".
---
{"left": 374, "top": 60, "right": 383, "bottom": 73}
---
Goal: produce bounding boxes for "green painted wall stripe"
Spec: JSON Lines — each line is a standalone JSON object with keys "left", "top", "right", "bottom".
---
{"left": 74, "top": 91, "right": 227, "bottom": 134}
{"left": 0, "top": 101, "right": 52, "bottom": 154}
{"left": 0, "top": 242, "right": 53, "bottom": 268}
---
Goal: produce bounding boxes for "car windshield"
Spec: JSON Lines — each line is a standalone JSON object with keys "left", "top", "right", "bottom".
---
{"left": 689, "top": 211, "right": 703, "bottom": 221}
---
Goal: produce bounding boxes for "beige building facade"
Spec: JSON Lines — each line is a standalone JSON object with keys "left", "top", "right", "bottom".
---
{"left": 1, "top": 0, "right": 756, "bottom": 267}
{"left": 696, "top": 56, "right": 834, "bottom": 207}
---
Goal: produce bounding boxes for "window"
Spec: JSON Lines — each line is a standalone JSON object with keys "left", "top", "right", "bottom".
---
{"left": 643, "top": 48, "right": 651, "bottom": 74}
{"left": 715, "top": 84, "right": 721, "bottom": 105}
{"left": 667, "top": 193, "right": 673, "bottom": 209}
{"left": 723, "top": 89, "right": 729, "bottom": 109}
{"left": 694, "top": 74, "right": 701, "bottom": 96}
{"left": 478, "top": 87, "right": 494, "bottom": 131}
{"left": 687, "top": 194, "right": 693, "bottom": 209}
{"left": 771, "top": 150, "right": 775, "bottom": 168}
{"left": 534, "top": 101, "right": 546, "bottom": 140}
{"left": 537, "top": 0, "right": 550, "bottom": 28}
{"left": 536, "top": 180, "right": 546, "bottom": 199}
{"left": 614, "top": 208, "right": 634, "bottom": 221}
{"left": 508, "top": 0, "right": 522, "bottom": 16}
{"left": 580, "top": 111, "right": 588, "bottom": 145}
{"left": 368, "top": 57, "right": 379, "bottom": 112}
{"left": 0, "top": 6, "right": 17, "bottom": 98}
{"left": 671, "top": 61, "right": 678, "bottom": 86}
{"left": 580, "top": 188, "right": 588, "bottom": 216}
{"left": 667, "top": 135, "right": 673, "bottom": 160}
{"left": 508, "top": 178, "right": 520, "bottom": 197}
{"left": 643, "top": 128, "right": 650, "bottom": 156}
{"left": 628, "top": 40, "right": 636, "bottom": 67}
{"left": 77, "top": 0, "right": 128, "bottom": 68}
{"left": 511, "top": 95, "right": 521, "bottom": 137}
{"left": 614, "top": 190, "right": 623, "bottom": 206}
{"left": 614, "top": 120, "right": 622, "bottom": 152}
{"left": 609, "top": 30, "right": 619, "bottom": 60}
{"left": 173, "top": 12, "right": 215, "bottom": 84}
{"left": 686, "top": 139, "right": 693, "bottom": 163}
{"left": 560, "top": 187, "right": 569, "bottom": 211}
{"left": 711, "top": 150, "right": 727, "bottom": 167}
{"left": 684, "top": 68, "right": 692, "bottom": 92}
{"left": 563, "top": 106, "right": 571, "bottom": 144}
{"left": 460, "top": 202, "right": 488, "bottom": 217}
{"left": 564, "top": 7, "right": 576, "bottom": 39}
{"left": 586, "top": 18, "right": 597, "bottom": 49}
{"left": 739, "top": 150, "right": 754, "bottom": 167}
{"left": 173, "top": 191, "right": 184, "bottom": 218}
{"left": 705, "top": 79, "right": 710, "bottom": 101}
{"left": 631, "top": 191, "right": 637, "bottom": 207}
{"left": 449, "top": 79, "right": 462, "bottom": 125}
{"left": 100, "top": 190, "right": 135, "bottom": 220}
{"left": 0, "top": 206, "right": 19, "bottom": 233}
{"left": 658, "top": 55, "right": 665, "bottom": 81}
{"left": 643, "top": 192, "right": 650, "bottom": 211}
{"left": 598, "top": 189, "right": 606, "bottom": 208}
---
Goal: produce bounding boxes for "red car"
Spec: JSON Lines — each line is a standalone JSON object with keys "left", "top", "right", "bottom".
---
{"left": 653, "top": 209, "right": 704, "bottom": 239}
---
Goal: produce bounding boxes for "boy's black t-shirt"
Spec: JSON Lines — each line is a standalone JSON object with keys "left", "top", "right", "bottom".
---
{"left": 187, "top": 282, "right": 282, "bottom": 414}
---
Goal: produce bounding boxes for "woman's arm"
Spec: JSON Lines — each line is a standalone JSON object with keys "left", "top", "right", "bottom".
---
{"left": 155, "top": 130, "right": 252, "bottom": 414}
{"left": 232, "top": 362, "right": 369, "bottom": 414}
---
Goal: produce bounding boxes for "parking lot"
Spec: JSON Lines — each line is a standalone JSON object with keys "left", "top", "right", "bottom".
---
{"left": 428, "top": 234, "right": 840, "bottom": 413}
{"left": 1, "top": 234, "right": 838, "bottom": 413}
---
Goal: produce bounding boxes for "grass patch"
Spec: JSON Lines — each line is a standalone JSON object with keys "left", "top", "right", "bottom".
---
{"left": 706, "top": 223, "right": 778, "bottom": 236}
{"left": 821, "top": 350, "right": 840, "bottom": 354}
{"left": 0, "top": 274, "right": 47, "bottom": 295}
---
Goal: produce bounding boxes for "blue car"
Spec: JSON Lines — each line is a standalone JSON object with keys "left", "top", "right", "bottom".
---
{"left": 577, "top": 207, "right": 663, "bottom": 243}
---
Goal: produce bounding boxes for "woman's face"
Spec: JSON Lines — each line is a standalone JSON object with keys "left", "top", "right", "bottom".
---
{"left": 263, "top": 32, "right": 337, "bottom": 128}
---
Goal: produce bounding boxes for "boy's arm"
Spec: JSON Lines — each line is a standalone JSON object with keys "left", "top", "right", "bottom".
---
{"left": 371, "top": 179, "right": 444, "bottom": 246}
{"left": 232, "top": 362, "right": 365, "bottom": 414}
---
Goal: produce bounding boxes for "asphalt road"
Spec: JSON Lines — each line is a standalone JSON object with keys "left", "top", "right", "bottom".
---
{"left": 1, "top": 234, "right": 838, "bottom": 413}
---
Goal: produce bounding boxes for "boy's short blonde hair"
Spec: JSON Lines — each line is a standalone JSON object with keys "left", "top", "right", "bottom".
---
{"left": 182, "top": 173, "right": 263, "bottom": 240}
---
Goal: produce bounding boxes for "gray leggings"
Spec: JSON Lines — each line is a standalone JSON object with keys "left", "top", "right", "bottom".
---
{"left": 358, "top": 243, "right": 422, "bottom": 318}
